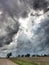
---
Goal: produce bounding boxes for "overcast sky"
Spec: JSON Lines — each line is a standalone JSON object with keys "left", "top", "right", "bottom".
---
{"left": 0, "top": 0, "right": 49, "bottom": 57}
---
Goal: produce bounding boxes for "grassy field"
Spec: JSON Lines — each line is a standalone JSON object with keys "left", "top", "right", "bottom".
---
{"left": 10, "top": 57, "right": 49, "bottom": 65}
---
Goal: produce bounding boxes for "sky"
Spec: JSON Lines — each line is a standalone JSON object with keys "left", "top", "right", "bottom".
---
{"left": 0, "top": 0, "right": 49, "bottom": 57}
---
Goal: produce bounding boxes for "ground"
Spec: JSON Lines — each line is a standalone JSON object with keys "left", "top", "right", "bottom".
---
{"left": 0, "top": 59, "right": 18, "bottom": 65}
{"left": 10, "top": 57, "right": 49, "bottom": 65}
{"left": 0, "top": 57, "right": 49, "bottom": 65}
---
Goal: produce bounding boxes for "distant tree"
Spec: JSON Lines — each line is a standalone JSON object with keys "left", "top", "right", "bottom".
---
{"left": 27, "top": 54, "right": 30, "bottom": 57}
{"left": 32, "top": 55, "right": 35, "bottom": 57}
{"left": 32, "top": 54, "right": 40, "bottom": 57}
{"left": 25, "top": 54, "right": 30, "bottom": 57}
{"left": 21, "top": 55, "right": 24, "bottom": 57}
{"left": 44, "top": 54, "right": 47, "bottom": 57}
{"left": 7, "top": 52, "right": 12, "bottom": 58}
{"left": 36, "top": 55, "right": 40, "bottom": 57}
{"left": 18, "top": 55, "right": 20, "bottom": 57}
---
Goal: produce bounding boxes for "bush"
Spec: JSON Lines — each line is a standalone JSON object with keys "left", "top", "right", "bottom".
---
{"left": 7, "top": 52, "right": 12, "bottom": 58}
{"left": 18, "top": 55, "right": 20, "bottom": 57}
{"left": 21, "top": 55, "right": 24, "bottom": 57}
{"left": 25, "top": 54, "right": 30, "bottom": 57}
{"left": 32, "top": 55, "right": 35, "bottom": 57}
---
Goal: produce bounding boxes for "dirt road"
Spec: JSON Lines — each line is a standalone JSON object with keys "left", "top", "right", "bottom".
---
{"left": 0, "top": 59, "right": 18, "bottom": 65}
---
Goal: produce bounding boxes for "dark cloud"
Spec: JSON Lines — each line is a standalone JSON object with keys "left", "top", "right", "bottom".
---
{"left": 0, "top": 0, "right": 22, "bottom": 47}
{"left": 0, "top": 13, "right": 20, "bottom": 47}
{"left": 0, "top": 0, "right": 49, "bottom": 18}
{"left": 33, "top": 0, "right": 48, "bottom": 10}
{"left": 0, "top": 0, "right": 29, "bottom": 18}
{"left": 21, "top": 11, "right": 28, "bottom": 18}
{"left": 25, "top": 0, "right": 49, "bottom": 13}
{"left": 0, "top": 0, "right": 29, "bottom": 47}
{"left": 0, "top": 23, "right": 20, "bottom": 47}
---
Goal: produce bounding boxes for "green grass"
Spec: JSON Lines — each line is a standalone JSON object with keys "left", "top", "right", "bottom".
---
{"left": 10, "top": 58, "right": 38, "bottom": 65}
{"left": 14, "top": 60, "right": 38, "bottom": 65}
{"left": 10, "top": 57, "right": 49, "bottom": 65}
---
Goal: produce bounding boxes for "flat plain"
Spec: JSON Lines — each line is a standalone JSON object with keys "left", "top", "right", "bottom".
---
{"left": 10, "top": 57, "right": 49, "bottom": 65}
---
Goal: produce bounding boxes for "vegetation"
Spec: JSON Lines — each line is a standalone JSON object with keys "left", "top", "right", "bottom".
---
{"left": 9, "top": 53, "right": 49, "bottom": 65}
{"left": 18, "top": 55, "right": 21, "bottom": 57}
{"left": 25, "top": 54, "right": 30, "bottom": 57}
{"left": 7, "top": 52, "right": 12, "bottom": 58}
{"left": 10, "top": 57, "right": 49, "bottom": 65}
{"left": 17, "top": 54, "right": 49, "bottom": 58}
{"left": 21, "top": 55, "right": 24, "bottom": 57}
{"left": 10, "top": 58, "right": 38, "bottom": 65}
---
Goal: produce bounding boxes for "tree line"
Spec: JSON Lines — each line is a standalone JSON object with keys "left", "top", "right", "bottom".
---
{"left": 7, "top": 52, "right": 49, "bottom": 58}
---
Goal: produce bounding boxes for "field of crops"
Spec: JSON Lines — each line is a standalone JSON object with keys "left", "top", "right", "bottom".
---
{"left": 10, "top": 57, "right": 49, "bottom": 65}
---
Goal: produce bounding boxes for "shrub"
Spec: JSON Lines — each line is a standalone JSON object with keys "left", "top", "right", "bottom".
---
{"left": 7, "top": 52, "right": 12, "bottom": 58}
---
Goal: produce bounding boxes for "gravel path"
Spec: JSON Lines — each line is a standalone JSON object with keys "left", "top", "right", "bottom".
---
{"left": 0, "top": 59, "right": 18, "bottom": 65}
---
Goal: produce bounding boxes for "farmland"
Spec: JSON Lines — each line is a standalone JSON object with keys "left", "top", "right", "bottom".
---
{"left": 10, "top": 57, "right": 49, "bottom": 65}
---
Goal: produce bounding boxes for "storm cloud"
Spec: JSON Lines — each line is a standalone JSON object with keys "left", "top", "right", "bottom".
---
{"left": 0, "top": 0, "right": 49, "bottom": 57}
